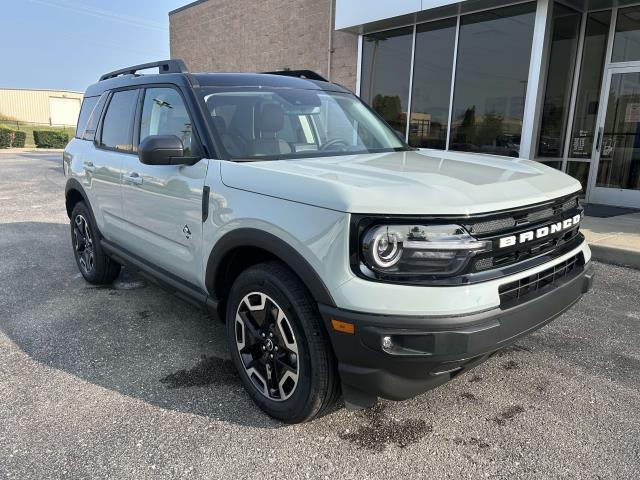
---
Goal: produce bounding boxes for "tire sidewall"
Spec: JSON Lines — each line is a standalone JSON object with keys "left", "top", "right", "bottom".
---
{"left": 226, "top": 267, "right": 324, "bottom": 422}
{"left": 70, "top": 202, "right": 104, "bottom": 284}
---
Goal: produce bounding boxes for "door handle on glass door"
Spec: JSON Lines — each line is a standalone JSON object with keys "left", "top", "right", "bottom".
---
{"left": 596, "top": 127, "right": 603, "bottom": 151}
{"left": 123, "top": 172, "right": 143, "bottom": 185}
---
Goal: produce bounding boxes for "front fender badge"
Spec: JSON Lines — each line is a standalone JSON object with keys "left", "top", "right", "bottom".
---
{"left": 183, "top": 224, "right": 192, "bottom": 239}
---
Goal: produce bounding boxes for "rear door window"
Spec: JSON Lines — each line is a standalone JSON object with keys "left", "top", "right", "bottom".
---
{"left": 100, "top": 89, "right": 138, "bottom": 152}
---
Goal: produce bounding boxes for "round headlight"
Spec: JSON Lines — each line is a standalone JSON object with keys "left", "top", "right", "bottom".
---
{"left": 363, "top": 226, "right": 403, "bottom": 268}
{"left": 360, "top": 223, "right": 491, "bottom": 277}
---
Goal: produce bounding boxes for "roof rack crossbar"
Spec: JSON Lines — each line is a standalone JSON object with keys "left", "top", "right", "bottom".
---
{"left": 99, "top": 59, "right": 188, "bottom": 81}
{"left": 261, "top": 70, "right": 327, "bottom": 82}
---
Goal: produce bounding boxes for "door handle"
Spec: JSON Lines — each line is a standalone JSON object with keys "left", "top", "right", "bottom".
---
{"left": 595, "top": 127, "right": 603, "bottom": 152}
{"left": 123, "top": 172, "right": 143, "bottom": 185}
{"left": 83, "top": 161, "right": 95, "bottom": 172}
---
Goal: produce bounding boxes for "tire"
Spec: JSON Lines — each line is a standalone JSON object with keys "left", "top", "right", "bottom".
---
{"left": 70, "top": 202, "right": 121, "bottom": 285}
{"left": 226, "top": 261, "right": 340, "bottom": 423}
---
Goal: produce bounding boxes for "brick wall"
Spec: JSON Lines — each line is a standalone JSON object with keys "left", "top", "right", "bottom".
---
{"left": 169, "top": 0, "right": 358, "bottom": 91}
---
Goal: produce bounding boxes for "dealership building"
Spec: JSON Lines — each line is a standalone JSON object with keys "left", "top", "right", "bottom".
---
{"left": 170, "top": 0, "right": 640, "bottom": 208}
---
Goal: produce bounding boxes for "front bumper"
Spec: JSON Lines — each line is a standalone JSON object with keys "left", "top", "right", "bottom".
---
{"left": 319, "top": 260, "right": 594, "bottom": 408}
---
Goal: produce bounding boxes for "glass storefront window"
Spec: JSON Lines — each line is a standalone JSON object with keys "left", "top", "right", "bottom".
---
{"left": 408, "top": 18, "right": 457, "bottom": 149}
{"left": 612, "top": 6, "right": 640, "bottom": 63}
{"left": 569, "top": 11, "right": 611, "bottom": 159}
{"left": 450, "top": 3, "right": 536, "bottom": 157}
{"left": 361, "top": 27, "right": 414, "bottom": 138}
{"left": 596, "top": 72, "right": 640, "bottom": 191}
{"left": 537, "top": 4, "right": 581, "bottom": 158}
{"left": 540, "top": 160, "right": 563, "bottom": 170}
{"left": 566, "top": 161, "right": 591, "bottom": 193}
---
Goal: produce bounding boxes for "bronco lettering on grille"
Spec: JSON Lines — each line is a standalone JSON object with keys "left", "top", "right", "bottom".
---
{"left": 498, "top": 214, "right": 581, "bottom": 249}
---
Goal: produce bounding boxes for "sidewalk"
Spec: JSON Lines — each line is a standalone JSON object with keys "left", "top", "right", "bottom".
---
{"left": 582, "top": 212, "right": 640, "bottom": 269}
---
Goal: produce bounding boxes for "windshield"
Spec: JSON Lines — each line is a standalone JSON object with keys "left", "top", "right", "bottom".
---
{"left": 199, "top": 87, "right": 408, "bottom": 160}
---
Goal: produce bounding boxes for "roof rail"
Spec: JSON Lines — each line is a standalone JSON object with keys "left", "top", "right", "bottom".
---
{"left": 99, "top": 59, "right": 188, "bottom": 81}
{"left": 262, "top": 70, "right": 328, "bottom": 82}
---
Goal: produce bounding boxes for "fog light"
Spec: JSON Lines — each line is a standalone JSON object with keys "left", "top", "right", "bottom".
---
{"left": 382, "top": 336, "right": 393, "bottom": 349}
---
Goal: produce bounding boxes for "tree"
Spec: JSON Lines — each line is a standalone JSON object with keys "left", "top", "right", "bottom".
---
{"left": 476, "top": 111, "right": 504, "bottom": 147}
{"left": 457, "top": 106, "right": 476, "bottom": 145}
{"left": 372, "top": 94, "right": 403, "bottom": 131}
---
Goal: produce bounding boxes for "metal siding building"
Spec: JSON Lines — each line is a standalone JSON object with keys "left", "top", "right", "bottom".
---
{"left": 0, "top": 88, "right": 83, "bottom": 126}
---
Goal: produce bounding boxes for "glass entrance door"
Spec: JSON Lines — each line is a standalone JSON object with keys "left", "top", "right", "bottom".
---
{"left": 589, "top": 67, "right": 640, "bottom": 207}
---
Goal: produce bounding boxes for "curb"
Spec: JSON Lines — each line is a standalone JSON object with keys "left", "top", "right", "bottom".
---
{"left": 589, "top": 243, "right": 640, "bottom": 270}
{"left": 0, "top": 148, "right": 64, "bottom": 153}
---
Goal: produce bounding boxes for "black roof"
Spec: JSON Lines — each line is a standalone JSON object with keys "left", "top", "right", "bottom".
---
{"left": 84, "top": 71, "right": 350, "bottom": 98}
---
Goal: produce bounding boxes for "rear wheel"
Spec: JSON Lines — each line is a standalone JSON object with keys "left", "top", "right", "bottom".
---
{"left": 70, "top": 202, "right": 121, "bottom": 285}
{"left": 226, "top": 261, "right": 339, "bottom": 423}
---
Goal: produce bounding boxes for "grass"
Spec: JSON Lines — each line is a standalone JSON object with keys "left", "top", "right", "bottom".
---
{"left": 0, "top": 121, "right": 74, "bottom": 148}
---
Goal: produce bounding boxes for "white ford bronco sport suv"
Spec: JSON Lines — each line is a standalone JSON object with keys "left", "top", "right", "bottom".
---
{"left": 64, "top": 60, "right": 594, "bottom": 423}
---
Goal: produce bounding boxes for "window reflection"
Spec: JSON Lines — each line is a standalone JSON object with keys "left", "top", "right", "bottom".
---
{"left": 597, "top": 72, "right": 640, "bottom": 191}
{"left": 361, "top": 27, "right": 413, "bottom": 138}
{"left": 450, "top": 3, "right": 536, "bottom": 157}
{"left": 612, "top": 6, "right": 640, "bottom": 63}
{"left": 408, "top": 18, "right": 456, "bottom": 149}
{"left": 140, "top": 88, "right": 193, "bottom": 155}
{"left": 537, "top": 3, "right": 581, "bottom": 158}
{"left": 569, "top": 11, "right": 611, "bottom": 159}
{"left": 566, "top": 161, "right": 590, "bottom": 194}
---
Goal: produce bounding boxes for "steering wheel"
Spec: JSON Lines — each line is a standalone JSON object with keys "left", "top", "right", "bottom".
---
{"left": 320, "top": 138, "right": 350, "bottom": 151}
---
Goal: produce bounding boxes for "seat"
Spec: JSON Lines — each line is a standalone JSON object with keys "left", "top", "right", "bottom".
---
{"left": 210, "top": 114, "right": 249, "bottom": 157}
{"left": 252, "top": 103, "right": 292, "bottom": 156}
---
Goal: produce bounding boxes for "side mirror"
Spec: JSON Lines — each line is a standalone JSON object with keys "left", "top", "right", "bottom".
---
{"left": 138, "top": 135, "right": 188, "bottom": 165}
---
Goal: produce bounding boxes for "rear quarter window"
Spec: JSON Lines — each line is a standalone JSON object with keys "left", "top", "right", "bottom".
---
{"left": 75, "top": 96, "right": 98, "bottom": 138}
{"left": 81, "top": 93, "right": 108, "bottom": 141}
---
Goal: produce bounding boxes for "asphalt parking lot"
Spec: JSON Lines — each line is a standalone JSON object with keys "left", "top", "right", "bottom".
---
{"left": 1, "top": 151, "right": 639, "bottom": 479}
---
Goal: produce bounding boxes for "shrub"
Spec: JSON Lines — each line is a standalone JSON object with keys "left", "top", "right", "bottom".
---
{"left": 33, "top": 130, "right": 69, "bottom": 148}
{"left": 12, "top": 130, "right": 26, "bottom": 148}
{"left": 0, "top": 127, "right": 16, "bottom": 148}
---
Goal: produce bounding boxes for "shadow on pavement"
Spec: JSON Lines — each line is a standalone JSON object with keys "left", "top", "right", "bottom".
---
{"left": 0, "top": 221, "right": 287, "bottom": 429}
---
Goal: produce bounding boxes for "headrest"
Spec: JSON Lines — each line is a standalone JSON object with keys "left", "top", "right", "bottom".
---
{"left": 257, "top": 103, "right": 285, "bottom": 134}
{"left": 210, "top": 115, "right": 227, "bottom": 134}
{"left": 206, "top": 96, "right": 217, "bottom": 114}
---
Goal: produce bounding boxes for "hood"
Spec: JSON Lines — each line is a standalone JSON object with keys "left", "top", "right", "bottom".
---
{"left": 219, "top": 150, "right": 582, "bottom": 215}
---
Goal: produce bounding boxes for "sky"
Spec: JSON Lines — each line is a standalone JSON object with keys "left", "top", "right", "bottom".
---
{"left": 0, "top": 0, "right": 189, "bottom": 92}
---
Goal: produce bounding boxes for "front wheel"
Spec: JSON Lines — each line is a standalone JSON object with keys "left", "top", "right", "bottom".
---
{"left": 226, "top": 261, "right": 340, "bottom": 423}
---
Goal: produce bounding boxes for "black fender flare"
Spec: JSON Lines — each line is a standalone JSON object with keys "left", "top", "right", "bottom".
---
{"left": 65, "top": 178, "right": 98, "bottom": 227}
{"left": 205, "top": 228, "right": 336, "bottom": 308}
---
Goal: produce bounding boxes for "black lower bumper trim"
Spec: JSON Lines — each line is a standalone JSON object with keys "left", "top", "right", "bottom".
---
{"left": 320, "top": 261, "right": 594, "bottom": 406}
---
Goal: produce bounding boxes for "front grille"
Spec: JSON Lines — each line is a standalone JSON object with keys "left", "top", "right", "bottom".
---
{"left": 464, "top": 194, "right": 580, "bottom": 236}
{"left": 470, "top": 217, "right": 516, "bottom": 234}
{"left": 527, "top": 207, "right": 554, "bottom": 223}
{"left": 498, "top": 253, "right": 583, "bottom": 307}
{"left": 473, "top": 257, "right": 494, "bottom": 271}
{"left": 465, "top": 194, "right": 583, "bottom": 274}
{"left": 350, "top": 192, "right": 584, "bottom": 287}
{"left": 562, "top": 197, "right": 578, "bottom": 211}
